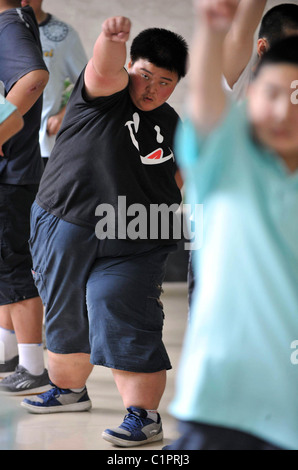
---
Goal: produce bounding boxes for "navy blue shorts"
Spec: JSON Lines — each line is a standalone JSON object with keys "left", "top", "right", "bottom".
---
{"left": 0, "top": 184, "right": 39, "bottom": 306}
{"left": 167, "top": 421, "right": 283, "bottom": 450}
{"left": 29, "top": 201, "right": 176, "bottom": 373}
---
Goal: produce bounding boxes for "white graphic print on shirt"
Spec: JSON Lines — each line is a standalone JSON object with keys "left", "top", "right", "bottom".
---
{"left": 125, "top": 112, "right": 174, "bottom": 165}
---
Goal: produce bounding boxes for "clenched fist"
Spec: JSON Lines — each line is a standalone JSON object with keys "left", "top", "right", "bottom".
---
{"left": 194, "top": 0, "right": 239, "bottom": 32}
{"left": 102, "top": 16, "right": 131, "bottom": 43}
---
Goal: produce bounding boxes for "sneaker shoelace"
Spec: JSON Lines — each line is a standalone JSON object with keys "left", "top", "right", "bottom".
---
{"left": 39, "top": 386, "right": 69, "bottom": 403}
{"left": 120, "top": 412, "right": 147, "bottom": 432}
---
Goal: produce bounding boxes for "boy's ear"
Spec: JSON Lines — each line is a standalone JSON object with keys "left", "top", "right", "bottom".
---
{"left": 127, "top": 60, "right": 133, "bottom": 70}
{"left": 257, "top": 38, "right": 269, "bottom": 58}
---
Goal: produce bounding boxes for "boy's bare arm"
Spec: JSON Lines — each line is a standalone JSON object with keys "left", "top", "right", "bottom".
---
{"left": 6, "top": 69, "right": 49, "bottom": 117}
{"left": 84, "top": 16, "right": 131, "bottom": 99}
{"left": 190, "top": 0, "right": 238, "bottom": 134}
{"left": 223, "top": 0, "right": 267, "bottom": 88}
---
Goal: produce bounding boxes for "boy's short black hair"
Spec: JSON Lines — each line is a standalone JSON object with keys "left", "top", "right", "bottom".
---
{"left": 259, "top": 4, "right": 298, "bottom": 46}
{"left": 254, "top": 36, "right": 298, "bottom": 77}
{"left": 130, "top": 28, "right": 188, "bottom": 81}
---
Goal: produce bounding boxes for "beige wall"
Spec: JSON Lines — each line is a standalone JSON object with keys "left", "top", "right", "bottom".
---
{"left": 42, "top": 0, "right": 298, "bottom": 115}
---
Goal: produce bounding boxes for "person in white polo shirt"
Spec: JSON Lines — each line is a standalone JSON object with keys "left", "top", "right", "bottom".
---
{"left": 21, "top": 0, "right": 87, "bottom": 167}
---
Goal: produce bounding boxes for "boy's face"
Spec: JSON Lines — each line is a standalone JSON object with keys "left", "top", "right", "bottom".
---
{"left": 127, "top": 59, "right": 179, "bottom": 112}
{"left": 248, "top": 64, "right": 298, "bottom": 169}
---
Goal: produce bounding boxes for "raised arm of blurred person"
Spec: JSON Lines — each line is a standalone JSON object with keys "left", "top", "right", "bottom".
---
{"left": 223, "top": 0, "right": 267, "bottom": 89}
{"left": 190, "top": 0, "right": 239, "bottom": 133}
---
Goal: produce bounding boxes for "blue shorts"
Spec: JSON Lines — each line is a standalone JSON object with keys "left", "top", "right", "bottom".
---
{"left": 0, "top": 184, "right": 39, "bottom": 306}
{"left": 29, "top": 201, "right": 176, "bottom": 373}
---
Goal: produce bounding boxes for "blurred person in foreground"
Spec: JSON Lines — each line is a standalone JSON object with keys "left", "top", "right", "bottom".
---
{"left": 168, "top": 0, "right": 298, "bottom": 451}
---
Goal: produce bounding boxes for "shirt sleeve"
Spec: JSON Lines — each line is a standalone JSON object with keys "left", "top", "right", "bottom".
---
{"left": 0, "top": 22, "right": 47, "bottom": 93}
{"left": 174, "top": 102, "right": 249, "bottom": 200}
{"left": 175, "top": 102, "right": 249, "bottom": 167}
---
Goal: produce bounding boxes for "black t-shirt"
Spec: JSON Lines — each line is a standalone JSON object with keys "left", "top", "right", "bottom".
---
{"left": 0, "top": 6, "right": 47, "bottom": 184}
{"left": 37, "top": 70, "right": 182, "bottom": 243}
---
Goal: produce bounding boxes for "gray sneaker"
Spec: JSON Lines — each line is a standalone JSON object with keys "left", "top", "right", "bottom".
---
{"left": 102, "top": 407, "right": 163, "bottom": 447}
{"left": 0, "top": 365, "right": 51, "bottom": 396}
{"left": 0, "top": 355, "right": 19, "bottom": 379}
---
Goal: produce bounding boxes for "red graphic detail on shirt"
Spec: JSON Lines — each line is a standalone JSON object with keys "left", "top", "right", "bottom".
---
{"left": 147, "top": 149, "right": 163, "bottom": 160}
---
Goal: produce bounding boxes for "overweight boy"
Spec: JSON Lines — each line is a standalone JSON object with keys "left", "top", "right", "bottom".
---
{"left": 169, "top": 0, "right": 298, "bottom": 451}
{"left": 20, "top": 15, "right": 188, "bottom": 448}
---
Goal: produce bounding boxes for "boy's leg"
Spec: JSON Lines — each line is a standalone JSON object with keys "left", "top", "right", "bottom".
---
{"left": 0, "top": 308, "right": 14, "bottom": 331}
{"left": 0, "top": 311, "right": 18, "bottom": 378}
{"left": 0, "top": 185, "right": 47, "bottom": 386}
{"left": 22, "top": 350, "right": 93, "bottom": 414}
{"left": 112, "top": 369, "right": 166, "bottom": 410}
{"left": 86, "top": 242, "right": 175, "bottom": 446}
{"left": 0, "top": 297, "right": 43, "bottom": 344}
{"left": 21, "top": 203, "right": 97, "bottom": 412}
{"left": 104, "top": 369, "right": 167, "bottom": 447}
{"left": 47, "top": 351, "right": 93, "bottom": 389}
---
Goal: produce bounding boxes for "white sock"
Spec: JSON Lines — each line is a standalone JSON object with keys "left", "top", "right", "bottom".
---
{"left": 70, "top": 387, "right": 85, "bottom": 393}
{"left": 18, "top": 343, "right": 45, "bottom": 376}
{"left": 146, "top": 410, "right": 159, "bottom": 422}
{"left": 0, "top": 327, "right": 18, "bottom": 361}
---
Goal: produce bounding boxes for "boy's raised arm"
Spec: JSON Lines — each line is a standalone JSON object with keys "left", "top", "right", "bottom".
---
{"left": 223, "top": 0, "right": 267, "bottom": 88}
{"left": 84, "top": 16, "right": 131, "bottom": 99}
{"left": 189, "top": 0, "right": 239, "bottom": 134}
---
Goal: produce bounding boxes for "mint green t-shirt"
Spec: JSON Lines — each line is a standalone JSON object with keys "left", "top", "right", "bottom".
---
{"left": 170, "top": 103, "right": 298, "bottom": 450}
{"left": 0, "top": 98, "right": 16, "bottom": 124}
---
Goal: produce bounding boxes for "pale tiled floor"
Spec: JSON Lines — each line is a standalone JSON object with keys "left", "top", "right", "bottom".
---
{"left": 1, "top": 283, "right": 188, "bottom": 451}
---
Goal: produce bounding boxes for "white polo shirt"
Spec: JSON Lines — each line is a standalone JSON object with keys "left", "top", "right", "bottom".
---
{"left": 38, "top": 14, "right": 87, "bottom": 157}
